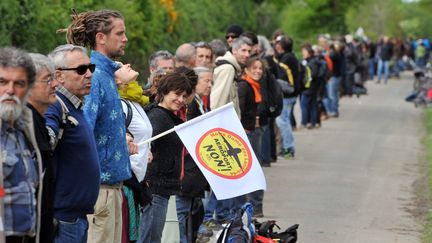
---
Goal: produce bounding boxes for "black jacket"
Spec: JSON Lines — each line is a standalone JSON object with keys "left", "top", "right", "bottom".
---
{"left": 272, "top": 52, "right": 302, "bottom": 97}
{"left": 27, "top": 104, "right": 55, "bottom": 243}
{"left": 178, "top": 98, "right": 209, "bottom": 198}
{"left": 238, "top": 79, "right": 258, "bottom": 131}
{"left": 145, "top": 103, "right": 184, "bottom": 197}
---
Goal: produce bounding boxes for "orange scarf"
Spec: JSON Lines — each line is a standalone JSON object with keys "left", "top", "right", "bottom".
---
{"left": 242, "top": 74, "right": 262, "bottom": 103}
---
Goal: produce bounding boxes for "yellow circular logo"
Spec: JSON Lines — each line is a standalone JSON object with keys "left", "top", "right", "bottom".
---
{"left": 195, "top": 128, "right": 252, "bottom": 179}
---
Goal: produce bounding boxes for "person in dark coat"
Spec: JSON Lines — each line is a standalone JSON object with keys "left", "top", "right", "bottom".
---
{"left": 27, "top": 53, "right": 58, "bottom": 243}
{"left": 142, "top": 71, "right": 193, "bottom": 243}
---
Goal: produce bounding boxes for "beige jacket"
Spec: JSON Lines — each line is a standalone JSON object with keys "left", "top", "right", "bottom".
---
{"left": 210, "top": 51, "right": 242, "bottom": 117}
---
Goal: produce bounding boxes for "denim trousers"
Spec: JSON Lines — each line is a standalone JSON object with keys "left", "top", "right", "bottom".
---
{"left": 276, "top": 97, "right": 296, "bottom": 151}
{"left": 246, "top": 190, "right": 264, "bottom": 214}
{"left": 377, "top": 59, "right": 390, "bottom": 83}
{"left": 54, "top": 217, "right": 88, "bottom": 243}
{"left": 323, "top": 76, "right": 341, "bottom": 115}
{"left": 138, "top": 194, "right": 169, "bottom": 243}
{"left": 260, "top": 124, "right": 271, "bottom": 163}
{"left": 247, "top": 127, "right": 264, "bottom": 164}
{"left": 368, "top": 58, "right": 376, "bottom": 80}
{"left": 176, "top": 196, "right": 192, "bottom": 243}
{"left": 300, "top": 93, "right": 318, "bottom": 126}
{"left": 137, "top": 204, "right": 152, "bottom": 243}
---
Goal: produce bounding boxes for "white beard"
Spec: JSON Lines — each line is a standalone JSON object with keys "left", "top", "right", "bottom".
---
{"left": 0, "top": 95, "right": 24, "bottom": 123}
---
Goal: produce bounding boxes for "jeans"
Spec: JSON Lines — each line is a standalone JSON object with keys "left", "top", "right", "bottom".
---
{"left": 377, "top": 59, "right": 390, "bottom": 83}
{"left": 176, "top": 196, "right": 192, "bottom": 243}
{"left": 368, "top": 58, "right": 376, "bottom": 80}
{"left": 142, "top": 194, "right": 169, "bottom": 243}
{"left": 203, "top": 191, "right": 218, "bottom": 222}
{"left": 276, "top": 97, "right": 296, "bottom": 152}
{"left": 260, "top": 124, "right": 271, "bottom": 163}
{"left": 300, "top": 93, "right": 318, "bottom": 126}
{"left": 323, "top": 76, "right": 341, "bottom": 116}
{"left": 54, "top": 217, "right": 88, "bottom": 243}
{"left": 247, "top": 127, "right": 264, "bottom": 164}
{"left": 246, "top": 190, "right": 264, "bottom": 214}
{"left": 137, "top": 204, "right": 152, "bottom": 243}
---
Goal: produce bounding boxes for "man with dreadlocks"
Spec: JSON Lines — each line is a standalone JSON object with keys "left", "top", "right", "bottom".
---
{"left": 59, "top": 9, "right": 138, "bottom": 243}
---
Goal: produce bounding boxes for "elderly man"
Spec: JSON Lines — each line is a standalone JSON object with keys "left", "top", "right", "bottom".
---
{"left": 45, "top": 44, "right": 100, "bottom": 243}
{"left": 175, "top": 43, "right": 196, "bottom": 68}
{"left": 27, "top": 53, "right": 59, "bottom": 243}
{"left": 0, "top": 47, "right": 42, "bottom": 243}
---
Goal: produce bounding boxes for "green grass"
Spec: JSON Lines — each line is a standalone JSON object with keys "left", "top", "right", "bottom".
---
{"left": 422, "top": 108, "right": 432, "bottom": 242}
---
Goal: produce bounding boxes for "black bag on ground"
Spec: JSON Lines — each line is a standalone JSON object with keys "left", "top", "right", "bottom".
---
{"left": 254, "top": 220, "right": 299, "bottom": 243}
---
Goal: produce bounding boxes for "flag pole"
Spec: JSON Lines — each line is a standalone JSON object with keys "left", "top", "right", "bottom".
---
{"left": 137, "top": 102, "right": 234, "bottom": 147}
{"left": 137, "top": 127, "right": 175, "bottom": 146}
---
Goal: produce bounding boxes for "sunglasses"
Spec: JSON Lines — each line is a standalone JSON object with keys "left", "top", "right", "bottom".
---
{"left": 57, "top": 63, "right": 96, "bottom": 75}
{"left": 225, "top": 34, "right": 238, "bottom": 40}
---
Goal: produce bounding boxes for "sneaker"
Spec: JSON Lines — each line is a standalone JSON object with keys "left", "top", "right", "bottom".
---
{"left": 198, "top": 224, "right": 213, "bottom": 237}
{"left": 282, "top": 149, "right": 295, "bottom": 159}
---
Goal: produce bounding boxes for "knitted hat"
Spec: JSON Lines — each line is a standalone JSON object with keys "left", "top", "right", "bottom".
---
{"left": 226, "top": 24, "right": 243, "bottom": 37}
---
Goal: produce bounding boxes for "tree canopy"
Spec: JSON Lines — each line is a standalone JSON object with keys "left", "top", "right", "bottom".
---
{"left": 1, "top": 0, "right": 430, "bottom": 81}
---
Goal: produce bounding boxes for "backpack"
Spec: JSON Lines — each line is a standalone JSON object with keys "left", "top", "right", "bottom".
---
{"left": 272, "top": 56, "right": 295, "bottom": 95}
{"left": 215, "top": 59, "right": 241, "bottom": 82}
{"left": 254, "top": 220, "right": 298, "bottom": 243}
{"left": 216, "top": 203, "right": 255, "bottom": 243}
{"left": 50, "top": 95, "right": 79, "bottom": 150}
{"left": 299, "top": 62, "right": 312, "bottom": 90}
{"left": 121, "top": 98, "right": 133, "bottom": 127}
{"left": 261, "top": 69, "right": 283, "bottom": 118}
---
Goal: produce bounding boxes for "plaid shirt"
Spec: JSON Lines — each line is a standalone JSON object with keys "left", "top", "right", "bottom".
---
{"left": 1, "top": 119, "right": 38, "bottom": 236}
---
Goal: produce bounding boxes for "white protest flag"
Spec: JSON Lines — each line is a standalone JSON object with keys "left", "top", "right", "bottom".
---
{"left": 174, "top": 102, "right": 266, "bottom": 200}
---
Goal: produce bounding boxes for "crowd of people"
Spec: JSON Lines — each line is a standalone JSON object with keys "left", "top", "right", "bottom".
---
{"left": 1, "top": 8, "right": 430, "bottom": 243}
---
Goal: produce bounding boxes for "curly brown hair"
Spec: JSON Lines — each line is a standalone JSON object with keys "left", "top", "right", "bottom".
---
{"left": 57, "top": 9, "right": 123, "bottom": 49}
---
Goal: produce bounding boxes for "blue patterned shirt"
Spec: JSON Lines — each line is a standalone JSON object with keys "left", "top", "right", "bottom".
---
{"left": 2, "top": 120, "right": 38, "bottom": 236}
{"left": 83, "top": 51, "right": 132, "bottom": 184}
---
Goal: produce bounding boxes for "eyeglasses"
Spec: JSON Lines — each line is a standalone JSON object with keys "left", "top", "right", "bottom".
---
{"left": 39, "top": 76, "right": 54, "bottom": 85}
{"left": 57, "top": 64, "right": 96, "bottom": 75}
{"left": 225, "top": 34, "right": 238, "bottom": 40}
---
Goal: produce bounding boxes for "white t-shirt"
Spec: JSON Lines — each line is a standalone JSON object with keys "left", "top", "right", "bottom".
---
{"left": 121, "top": 100, "right": 153, "bottom": 182}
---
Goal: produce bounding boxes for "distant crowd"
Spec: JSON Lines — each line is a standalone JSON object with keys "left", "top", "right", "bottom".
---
{"left": 1, "top": 8, "right": 429, "bottom": 243}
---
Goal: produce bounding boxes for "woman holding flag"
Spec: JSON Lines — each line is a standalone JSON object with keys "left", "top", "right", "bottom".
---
{"left": 142, "top": 71, "right": 193, "bottom": 243}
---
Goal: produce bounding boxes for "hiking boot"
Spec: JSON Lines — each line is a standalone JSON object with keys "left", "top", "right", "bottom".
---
{"left": 203, "top": 219, "right": 224, "bottom": 231}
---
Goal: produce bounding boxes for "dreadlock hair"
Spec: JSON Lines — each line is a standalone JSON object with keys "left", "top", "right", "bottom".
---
{"left": 58, "top": 9, "right": 123, "bottom": 49}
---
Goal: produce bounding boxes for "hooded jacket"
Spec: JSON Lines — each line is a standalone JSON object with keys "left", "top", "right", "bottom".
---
{"left": 210, "top": 51, "right": 242, "bottom": 116}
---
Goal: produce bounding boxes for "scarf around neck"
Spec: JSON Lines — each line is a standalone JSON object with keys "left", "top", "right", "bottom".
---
{"left": 241, "top": 74, "right": 262, "bottom": 103}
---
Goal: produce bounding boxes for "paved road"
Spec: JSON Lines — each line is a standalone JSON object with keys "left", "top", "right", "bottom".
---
{"left": 262, "top": 72, "right": 424, "bottom": 243}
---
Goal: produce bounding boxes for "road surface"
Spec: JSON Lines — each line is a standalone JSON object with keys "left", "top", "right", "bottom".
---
{"left": 262, "top": 72, "right": 424, "bottom": 243}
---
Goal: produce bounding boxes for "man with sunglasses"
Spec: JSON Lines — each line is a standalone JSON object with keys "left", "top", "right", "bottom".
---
{"left": 27, "top": 53, "right": 59, "bottom": 243}
{"left": 45, "top": 44, "right": 100, "bottom": 243}
{"left": 225, "top": 24, "right": 243, "bottom": 48}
